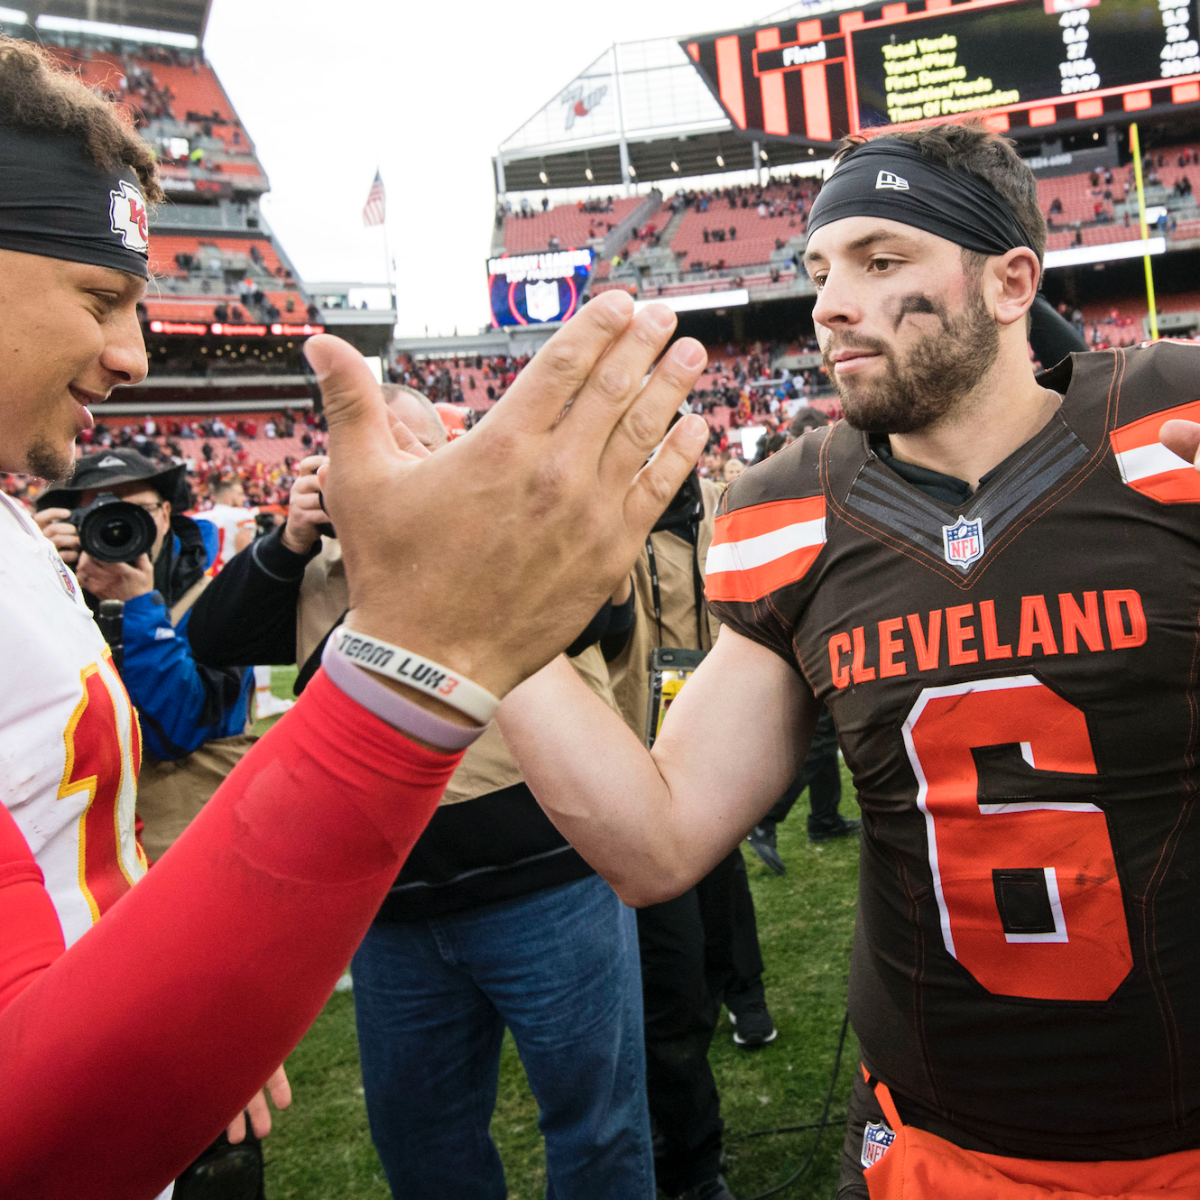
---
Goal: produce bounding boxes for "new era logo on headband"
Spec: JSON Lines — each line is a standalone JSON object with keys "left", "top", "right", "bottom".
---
{"left": 109, "top": 180, "right": 148, "bottom": 254}
{"left": 97, "top": 456, "right": 126, "bottom": 468}
{"left": 875, "top": 170, "right": 909, "bottom": 191}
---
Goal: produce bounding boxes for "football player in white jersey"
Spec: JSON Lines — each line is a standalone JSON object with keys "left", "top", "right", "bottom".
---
{"left": 0, "top": 34, "right": 289, "bottom": 1189}
{"left": 196, "top": 473, "right": 257, "bottom": 574}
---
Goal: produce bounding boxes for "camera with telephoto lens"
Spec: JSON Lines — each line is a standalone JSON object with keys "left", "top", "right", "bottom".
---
{"left": 68, "top": 493, "right": 158, "bottom": 564}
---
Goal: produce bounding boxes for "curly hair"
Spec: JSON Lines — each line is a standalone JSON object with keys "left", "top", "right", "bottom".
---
{"left": 0, "top": 35, "right": 162, "bottom": 202}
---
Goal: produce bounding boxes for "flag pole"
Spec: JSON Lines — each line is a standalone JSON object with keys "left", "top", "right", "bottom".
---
{"left": 1129, "top": 123, "right": 1159, "bottom": 341}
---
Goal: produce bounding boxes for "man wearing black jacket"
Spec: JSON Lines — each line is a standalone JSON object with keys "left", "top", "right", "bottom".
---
{"left": 188, "top": 392, "right": 654, "bottom": 1200}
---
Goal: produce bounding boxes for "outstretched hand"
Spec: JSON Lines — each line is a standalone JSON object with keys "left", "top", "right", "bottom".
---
{"left": 304, "top": 292, "right": 707, "bottom": 701}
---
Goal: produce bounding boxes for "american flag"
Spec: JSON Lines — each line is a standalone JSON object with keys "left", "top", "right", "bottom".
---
{"left": 362, "top": 169, "right": 386, "bottom": 227}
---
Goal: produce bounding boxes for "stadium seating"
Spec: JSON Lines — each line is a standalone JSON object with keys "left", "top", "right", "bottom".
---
{"left": 671, "top": 206, "right": 806, "bottom": 270}
{"left": 147, "top": 235, "right": 294, "bottom": 283}
{"left": 623, "top": 200, "right": 677, "bottom": 255}
{"left": 48, "top": 45, "right": 252, "bottom": 153}
{"left": 502, "top": 198, "right": 642, "bottom": 255}
{"left": 143, "top": 297, "right": 235, "bottom": 322}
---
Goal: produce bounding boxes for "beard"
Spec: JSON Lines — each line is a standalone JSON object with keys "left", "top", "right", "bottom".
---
{"left": 825, "top": 285, "right": 1000, "bottom": 436}
{"left": 24, "top": 436, "right": 75, "bottom": 483}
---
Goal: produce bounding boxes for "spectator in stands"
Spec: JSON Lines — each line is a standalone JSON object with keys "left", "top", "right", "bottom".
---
{"left": 187, "top": 389, "right": 656, "bottom": 1200}
{"left": 722, "top": 458, "right": 745, "bottom": 485}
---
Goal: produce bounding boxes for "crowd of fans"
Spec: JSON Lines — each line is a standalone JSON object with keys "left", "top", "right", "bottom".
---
{"left": 0, "top": 333, "right": 842, "bottom": 513}
{"left": 1, "top": 409, "right": 328, "bottom": 512}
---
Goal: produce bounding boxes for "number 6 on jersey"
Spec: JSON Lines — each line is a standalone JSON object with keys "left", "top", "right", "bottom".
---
{"left": 902, "top": 675, "right": 1133, "bottom": 1002}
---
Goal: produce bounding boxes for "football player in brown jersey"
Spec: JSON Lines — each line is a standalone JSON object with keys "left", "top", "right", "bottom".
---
{"left": 497, "top": 122, "right": 1200, "bottom": 1199}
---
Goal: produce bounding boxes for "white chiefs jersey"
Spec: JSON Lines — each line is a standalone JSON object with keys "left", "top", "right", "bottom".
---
{"left": 0, "top": 493, "right": 146, "bottom": 947}
{"left": 197, "top": 502, "right": 257, "bottom": 573}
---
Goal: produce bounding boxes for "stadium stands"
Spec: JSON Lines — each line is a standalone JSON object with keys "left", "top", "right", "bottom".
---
{"left": 502, "top": 197, "right": 642, "bottom": 255}
{"left": 47, "top": 45, "right": 253, "bottom": 153}
{"left": 671, "top": 188, "right": 809, "bottom": 271}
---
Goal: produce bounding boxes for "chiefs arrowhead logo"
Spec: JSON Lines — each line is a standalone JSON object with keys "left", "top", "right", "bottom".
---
{"left": 109, "top": 180, "right": 149, "bottom": 253}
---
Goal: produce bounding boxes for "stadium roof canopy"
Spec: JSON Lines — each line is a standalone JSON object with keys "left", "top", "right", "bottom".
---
{"left": 496, "top": 0, "right": 861, "bottom": 193}
{"left": 12, "top": 0, "right": 211, "bottom": 45}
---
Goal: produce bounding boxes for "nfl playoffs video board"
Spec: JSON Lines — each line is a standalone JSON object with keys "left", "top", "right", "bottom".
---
{"left": 488, "top": 249, "right": 595, "bottom": 327}
{"left": 683, "top": 0, "right": 1200, "bottom": 144}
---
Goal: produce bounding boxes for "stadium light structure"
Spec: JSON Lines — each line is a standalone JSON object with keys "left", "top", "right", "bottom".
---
{"left": 1043, "top": 236, "right": 1167, "bottom": 270}
{"left": 0, "top": 7, "right": 26, "bottom": 23}
{"left": 35, "top": 12, "right": 198, "bottom": 46}
{"left": 633, "top": 288, "right": 750, "bottom": 315}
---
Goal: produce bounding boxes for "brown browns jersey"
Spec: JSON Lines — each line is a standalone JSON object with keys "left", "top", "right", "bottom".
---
{"left": 706, "top": 341, "right": 1200, "bottom": 1159}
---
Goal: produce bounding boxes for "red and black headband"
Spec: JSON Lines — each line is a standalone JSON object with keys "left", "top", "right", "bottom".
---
{"left": 0, "top": 124, "right": 150, "bottom": 279}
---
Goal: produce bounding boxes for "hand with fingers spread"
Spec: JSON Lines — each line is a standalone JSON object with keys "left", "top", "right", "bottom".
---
{"left": 306, "top": 291, "right": 708, "bottom": 703}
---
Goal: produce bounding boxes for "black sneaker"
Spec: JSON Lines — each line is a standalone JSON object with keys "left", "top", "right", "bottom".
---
{"left": 808, "top": 817, "right": 862, "bottom": 844}
{"left": 729, "top": 1000, "right": 778, "bottom": 1048}
{"left": 747, "top": 824, "right": 786, "bottom": 875}
{"left": 678, "top": 1175, "right": 737, "bottom": 1200}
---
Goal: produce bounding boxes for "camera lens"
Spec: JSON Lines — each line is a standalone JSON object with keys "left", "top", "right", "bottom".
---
{"left": 74, "top": 495, "right": 158, "bottom": 564}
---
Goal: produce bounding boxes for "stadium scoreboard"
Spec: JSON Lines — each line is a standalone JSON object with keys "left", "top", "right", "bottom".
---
{"left": 487, "top": 249, "right": 594, "bottom": 328}
{"left": 684, "top": 0, "right": 1200, "bottom": 143}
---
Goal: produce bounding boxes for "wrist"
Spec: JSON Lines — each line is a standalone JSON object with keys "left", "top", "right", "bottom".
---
{"left": 340, "top": 612, "right": 509, "bottom": 717}
{"left": 280, "top": 523, "right": 319, "bottom": 556}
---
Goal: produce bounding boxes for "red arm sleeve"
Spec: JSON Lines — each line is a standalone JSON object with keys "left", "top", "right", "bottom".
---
{"left": 0, "top": 811, "right": 65, "bottom": 1013}
{"left": 0, "top": 668, "right": 462, "bottom": 1200}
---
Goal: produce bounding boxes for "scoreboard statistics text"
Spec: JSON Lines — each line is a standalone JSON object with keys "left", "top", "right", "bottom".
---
{"left": 683, "top": 0, "right": 1200, "bottom": 143}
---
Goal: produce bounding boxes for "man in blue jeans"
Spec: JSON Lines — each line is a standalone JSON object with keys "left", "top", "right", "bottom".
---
{"left": 349, "top": 624, "right": 650, "bottom": 1199}
{"left": 353, "top": 870, "right": 647, "bottom": 1197}
{"left": 187, "top": 388, "right": 653, "bottom": 1198}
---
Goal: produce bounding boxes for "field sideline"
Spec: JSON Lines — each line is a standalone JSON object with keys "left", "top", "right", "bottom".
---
{"left": 254, "top": 668, "right": 862, "bottom": 1199}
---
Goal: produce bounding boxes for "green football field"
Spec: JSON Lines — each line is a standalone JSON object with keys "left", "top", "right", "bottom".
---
{"left": 255, "top": 667, "right": 862, "bottom": 1200}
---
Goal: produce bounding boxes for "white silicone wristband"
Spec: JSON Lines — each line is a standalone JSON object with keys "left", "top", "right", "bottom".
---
{"left": 321, "top": 636, "right": 484, "bottom": 750}
{"left": 333, "top": 628, "right": 501, "bottom": 724}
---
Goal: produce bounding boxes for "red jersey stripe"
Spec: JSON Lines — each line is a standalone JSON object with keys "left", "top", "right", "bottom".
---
{"left": 1111, "top": 397, "right": 1200, "bottom": 504}
{"left": 706, "top": 496, "right": 827, "bottom": 602}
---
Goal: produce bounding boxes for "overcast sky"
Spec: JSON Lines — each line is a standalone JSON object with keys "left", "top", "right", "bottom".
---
{"left": 202, "top": 0, "right": 779, "bottom": 337}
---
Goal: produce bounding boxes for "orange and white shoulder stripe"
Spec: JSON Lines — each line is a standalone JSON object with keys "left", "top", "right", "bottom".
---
{"left": 705, "top": 496, "right": 826, "bottom": 603}
{"left": 1110, "top": 396, "right": 1200, "bottom": 504}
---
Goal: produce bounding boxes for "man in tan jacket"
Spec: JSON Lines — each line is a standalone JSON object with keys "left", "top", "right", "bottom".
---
{"left": 188, "top": 386, "right": 655, "bottom": 1200}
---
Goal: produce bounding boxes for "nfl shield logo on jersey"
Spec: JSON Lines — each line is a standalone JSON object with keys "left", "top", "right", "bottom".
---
{"left": 941, "top": 515, "right": 984, "bottom": 570}
{"left": 861, "top": 1121, "right": 896, "bottom": 1168}
{"left": 525, "top": 279, "right": 561, "bottom": 323}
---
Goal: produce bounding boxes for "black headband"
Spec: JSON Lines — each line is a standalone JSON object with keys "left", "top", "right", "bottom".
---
{"left": 806, "top": 139, "right": 1034, "bottom": 258}
{"left": 0, "top": 125, "right": 150, "bottom": 279}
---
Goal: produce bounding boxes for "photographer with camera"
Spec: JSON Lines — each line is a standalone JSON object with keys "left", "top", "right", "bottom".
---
{"left": 35, "top": 447, "right": 253, "bottom": 862}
